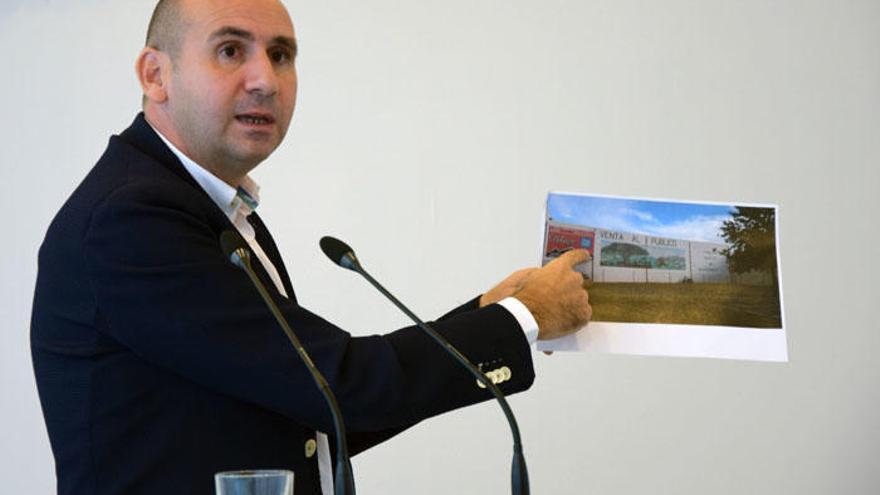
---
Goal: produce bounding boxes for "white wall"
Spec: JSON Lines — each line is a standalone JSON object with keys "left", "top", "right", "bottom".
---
{"left": 2, "top": 0, "right": 879, "bottom": 493}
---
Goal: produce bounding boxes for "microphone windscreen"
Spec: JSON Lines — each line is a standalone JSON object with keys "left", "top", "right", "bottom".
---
{"left": 320, "top": 236, "right": 355, "bottom": 266}
{"left": 220, "top": 230, "right": 247, "bottom": 260}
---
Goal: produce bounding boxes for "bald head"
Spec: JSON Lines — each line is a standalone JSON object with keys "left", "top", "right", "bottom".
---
{"left": 145, "top": 0, "right": 188, "bottom": 60}
{"left": 136, "top": 0, "right": 298, "bottom": 185}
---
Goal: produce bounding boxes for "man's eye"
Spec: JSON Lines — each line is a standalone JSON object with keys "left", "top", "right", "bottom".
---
{"left": 220, "top": 45, "right": 240, "bottom": 59}
{"left": 270, "top": 49, "right": 292, "bottom": 64}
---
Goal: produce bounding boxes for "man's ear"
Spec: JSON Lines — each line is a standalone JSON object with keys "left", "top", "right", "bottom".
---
{"left": 136, "top": 48, "right": 170, "bottom": 104}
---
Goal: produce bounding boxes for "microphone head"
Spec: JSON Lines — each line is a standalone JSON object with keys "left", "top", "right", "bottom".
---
{"left": 220, "top": 230, "right": 249, "bottom": 269}
{"left": 320, "top": 236, "right": 360, "bottom": 271}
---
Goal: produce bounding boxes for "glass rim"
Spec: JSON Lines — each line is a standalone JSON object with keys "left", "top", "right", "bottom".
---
{"left": 215, "top": 469, "right": 294, "bottom": 479}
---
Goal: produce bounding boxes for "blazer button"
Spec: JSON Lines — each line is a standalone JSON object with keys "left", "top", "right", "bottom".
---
{"left": 477, "top": 370, "right": 499, "bottom": 388}
{"left": 305, "top": 438, "right": 317, "bottom": 459}
{"left": 500, "top": 366, "right": 511, "bottom": 382}
{"left": 489, "top": 369, "right": 501, "bottom": 384}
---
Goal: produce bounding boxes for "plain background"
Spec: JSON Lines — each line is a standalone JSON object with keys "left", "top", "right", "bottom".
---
{"left": 2, "top": 0, "right": 878, "bottom": 493}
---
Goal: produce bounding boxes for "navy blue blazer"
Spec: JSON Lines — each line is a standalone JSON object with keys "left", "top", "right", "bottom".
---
{"left": 31, "top": 114, "right": 535, "bottom": 495}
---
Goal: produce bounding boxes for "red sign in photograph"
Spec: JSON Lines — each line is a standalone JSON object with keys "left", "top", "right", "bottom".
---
{"left": 545, "top": 225, "right": 595, "bottom": 257}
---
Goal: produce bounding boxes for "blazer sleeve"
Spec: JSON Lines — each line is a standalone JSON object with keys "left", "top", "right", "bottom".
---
{"left": 437, "top": 295, "right": 482, "bottom": 321}
{"left": 83, "top": 180, "right": 535, "bottom": 435}
{"left": 342, "top": 294, "right": 503, "bottom": 455}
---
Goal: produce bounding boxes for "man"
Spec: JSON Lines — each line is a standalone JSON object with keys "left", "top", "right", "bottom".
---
{"left": 30, "top": 0, "right": 592, "bottom": 494}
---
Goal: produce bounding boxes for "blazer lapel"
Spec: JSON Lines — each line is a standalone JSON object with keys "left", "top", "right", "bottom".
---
{"left": 116, "top": 113, "right": 297, "bottom": 302}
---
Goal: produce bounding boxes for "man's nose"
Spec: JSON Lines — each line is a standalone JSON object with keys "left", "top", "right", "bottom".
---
{"left": 244, "top": 51, "right": 278, "bottom": 97}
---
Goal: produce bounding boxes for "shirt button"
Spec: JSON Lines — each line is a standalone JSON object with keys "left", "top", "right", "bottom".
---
{"left": 305, "top": 438, "right": 317, "bottom": 458}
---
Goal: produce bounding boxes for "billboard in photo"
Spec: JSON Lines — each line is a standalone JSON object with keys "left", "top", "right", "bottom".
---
{"left": 538, "top": 192, "right": 787, "bottom": 362}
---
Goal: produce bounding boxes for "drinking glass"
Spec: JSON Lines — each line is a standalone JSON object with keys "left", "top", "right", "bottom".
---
{"left": 215, "top": 469, "right": 294, "bottom": 495}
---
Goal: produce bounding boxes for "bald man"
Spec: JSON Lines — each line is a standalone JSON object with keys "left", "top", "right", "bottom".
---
{"left": 30, "top": 1, "right": 591, "bottom": 494}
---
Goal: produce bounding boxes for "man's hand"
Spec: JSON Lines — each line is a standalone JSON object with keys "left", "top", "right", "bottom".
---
{"left": 513, "top": 249, "right": 592, "bottom": 340}
{"left": 480, "top": 268, "right": 538, "bottom": 307}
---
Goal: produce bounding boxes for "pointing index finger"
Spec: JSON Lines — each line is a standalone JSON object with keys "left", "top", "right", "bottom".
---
{"left": 560, "top": 248, "right": 591, "bottom": 266}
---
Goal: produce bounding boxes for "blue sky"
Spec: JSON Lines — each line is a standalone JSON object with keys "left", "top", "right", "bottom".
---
{"left": 547, "top": 193, "right": 736, "bottom": 244}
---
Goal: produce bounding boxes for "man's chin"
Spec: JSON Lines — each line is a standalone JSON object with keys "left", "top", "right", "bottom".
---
{"left": 232, "top": 140, "right": 280, "bottom": 166}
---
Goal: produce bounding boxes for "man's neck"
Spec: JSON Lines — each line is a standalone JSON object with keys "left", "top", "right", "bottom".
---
{"left": 142, "top": 108, "right": 246, "bottom": 187}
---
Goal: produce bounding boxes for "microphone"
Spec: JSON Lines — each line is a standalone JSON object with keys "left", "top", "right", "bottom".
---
{"left": 319, "top": 237, "right": 359, "bottom": 271}
{"left": 220, "top": 231, "right": 356, "bottom": 495}
{"left": 319, "top": 236, "right": 530, "bottom": 495}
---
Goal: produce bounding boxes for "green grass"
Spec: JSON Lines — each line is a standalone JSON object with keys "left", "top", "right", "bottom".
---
{"left": 587, "top": 282, "right": 782, "bottom": 328}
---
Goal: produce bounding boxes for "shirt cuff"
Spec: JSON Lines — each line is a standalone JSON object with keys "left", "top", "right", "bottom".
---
{"left": 496, "top": 297, "right": 540, "bottom": 345}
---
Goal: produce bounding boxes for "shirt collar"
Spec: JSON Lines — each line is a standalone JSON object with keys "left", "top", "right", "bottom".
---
{"left": 151, "top": 125, "right": 260, "bottom": 219}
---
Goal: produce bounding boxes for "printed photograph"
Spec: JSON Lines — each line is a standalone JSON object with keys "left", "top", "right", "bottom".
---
{"left": 543, "top": 193, "right": 783, "bottom": 329}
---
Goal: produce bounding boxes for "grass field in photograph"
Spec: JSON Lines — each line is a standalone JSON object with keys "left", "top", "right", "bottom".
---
{"left": 587, "top": 282, "right": 782, "bottom": 328}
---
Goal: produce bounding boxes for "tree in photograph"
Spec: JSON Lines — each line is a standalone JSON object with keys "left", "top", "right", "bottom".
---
{"left": 720, "top": 207, "right": 778, "bottom": 285}
{"left": 602, "top": 242, "right": 649, "bottom": 267}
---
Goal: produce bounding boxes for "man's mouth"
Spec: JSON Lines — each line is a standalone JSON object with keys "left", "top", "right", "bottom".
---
{"left": 236, "top": 114, "right": 276, "bottom": 126}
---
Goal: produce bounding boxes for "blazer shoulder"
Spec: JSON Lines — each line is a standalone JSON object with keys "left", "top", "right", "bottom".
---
{"left": 63, "top": 135, "right": 211, "bottom": 225}
{"left": 40, "top": 135, "right": 220, "bottom": 281}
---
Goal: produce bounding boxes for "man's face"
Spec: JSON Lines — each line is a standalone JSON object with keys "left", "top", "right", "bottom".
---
{"left": 164, "top": 0, "right": 298, "bottom": 178}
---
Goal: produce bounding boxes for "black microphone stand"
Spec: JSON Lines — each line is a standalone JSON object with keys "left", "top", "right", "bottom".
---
{"left": 320, "top": 237, "right": 529, "bottom": 495}
{"left": 220, "top": 231, "right": 355, "bottom": 495}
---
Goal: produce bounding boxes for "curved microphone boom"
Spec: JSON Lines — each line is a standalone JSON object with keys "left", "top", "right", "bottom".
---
{"left": 319, "top": 235, "right": 530, "bottom": 495}
{"left": 221, "top": 231, "right": 356, "bottom": 495}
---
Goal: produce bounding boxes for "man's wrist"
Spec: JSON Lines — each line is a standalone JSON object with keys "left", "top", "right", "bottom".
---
{"left": 496, "top": 297, "right": 540, "bottom": 345}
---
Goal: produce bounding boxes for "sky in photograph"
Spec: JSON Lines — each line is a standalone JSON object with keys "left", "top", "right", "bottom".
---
{"left": 547, "top": 193, "right": 736, "bottom": 244}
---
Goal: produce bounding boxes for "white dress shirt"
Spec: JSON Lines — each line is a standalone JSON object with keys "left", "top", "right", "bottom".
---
{"left": 152, "top": 126, "right": 539, "bottom": 495}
